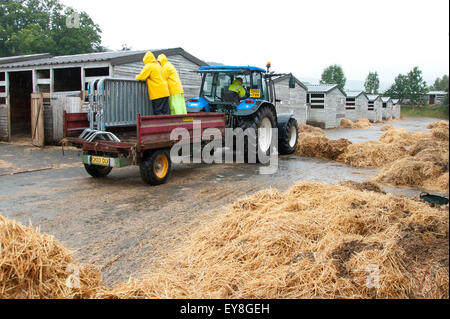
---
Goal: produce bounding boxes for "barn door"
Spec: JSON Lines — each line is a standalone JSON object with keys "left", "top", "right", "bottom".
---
{"left": 31, "top": 93, "right": 44, "bottom": 147}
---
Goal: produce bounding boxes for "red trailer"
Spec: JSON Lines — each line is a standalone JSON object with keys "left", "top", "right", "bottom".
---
{"left": 63, "top": 111, "right": 226, "bottom": 185}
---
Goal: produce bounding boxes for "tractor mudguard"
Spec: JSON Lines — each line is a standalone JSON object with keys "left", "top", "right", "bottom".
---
{"left": 234, "top": 101, "right": 275, "bottom": 117}
{"left": 186, "top": 97, "right": 210, "bottom": 112}
{"left": 277, "top": 114, "right": 296, "bottom": 140}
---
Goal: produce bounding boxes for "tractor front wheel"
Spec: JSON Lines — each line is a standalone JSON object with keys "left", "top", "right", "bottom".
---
{"left": 279, "top": 117, "right": 299, "bottom": 155}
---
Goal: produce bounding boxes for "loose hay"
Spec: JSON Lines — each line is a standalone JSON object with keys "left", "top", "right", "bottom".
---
{"left": 0, "top": 215, "right": 103, "bottom": 299}
{"left": 381, "top": 125, "right": 394, "bottom": 131}
{"left": 296, "top": 134, "right": 352, "bottom": 160}
{"left": 340, "top": 118, "right": 356, "bottom": 129}
{"left": 355, "top": 119, "right": 374, "bottom": 129}
{"left": 298, "top": 124, "right": 326, "bottom": 136}
{"left": 427, "top": 121, "right": 449, "bottom": 130}
{"left": 379, "top": 128, "right": 415, "bottom": 146}
{"left": 102, "top": 182, "right": 449, "bottom": 299}
{"left": 338, "top": 141, "right": 407, "bottom": 168}
{"left": 431, "top": 127, "right": 449, "bottom": 141}
{"left": 340, "top": 119, "right": 374, "bottom": 129}
{"left": 375, "top": 156, "right": 446, "bottom": 189}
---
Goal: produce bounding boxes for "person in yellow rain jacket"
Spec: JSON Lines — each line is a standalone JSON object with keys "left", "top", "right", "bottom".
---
{"left": 157, "top": 54, "right": 187, "bottom": 115}
{"left": 136, "top": 51, "right": 170, "bottom": 115}
{"left": 228, "top": 78, "right": 246, "bottom": 98}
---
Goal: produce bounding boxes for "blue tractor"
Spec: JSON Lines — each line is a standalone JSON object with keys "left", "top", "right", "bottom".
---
{"left": 186, "top": 64, "right": 299, "bottom": 160}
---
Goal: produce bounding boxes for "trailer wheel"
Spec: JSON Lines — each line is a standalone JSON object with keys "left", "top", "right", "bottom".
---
{"left": 140, "top": 149, "right": 172, "bottom": 185}
{"left": 84, "top": 164, "right": 112, "bottom": 178}
{"left": 279, "top": 118, "right": 298, "bottom": 155}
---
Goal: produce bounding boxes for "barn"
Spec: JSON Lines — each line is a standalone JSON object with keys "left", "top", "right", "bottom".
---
{"left": 344, "top": 91, "right": 369, "bottom": 122}
{"left": 426, "top": 91, "right": 447, "bottom": 105}
{"left": 366, "top": 94, "right": 383, "bottom": 122}
{"left": 306, "top": 84, "right": 346, "bottom": 129}
{"left": 0, "top": 48, "right": 207, "bottom": 143}
{"left": 381, "top": 97, "right": 393, "bottom": 120}
{"left": 273, "top": 74, "right": 308, "bottom": 124}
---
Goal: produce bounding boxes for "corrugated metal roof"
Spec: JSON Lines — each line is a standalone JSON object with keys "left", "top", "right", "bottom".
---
{"left": 0, "top": 50, "right": 145, "bottom": 68}
{"left": 307, "top": 84, "right": 346, "bottom": 96}
{"left": 381, "top": 97, "right": 392, "bottom": 103}
{"left": 366, "top": 94, "right": 381, "bottom": 102}
{"left": 0, "top": 47, "right": 208, "bottom": 69}
{"left": 0, "top": 53, "right": 52, "bottom": 65}
{"left": 273, "top": 74, "right": 308, "bottom": 90}
{"left": 428, "top": 91, "right": 447, "bottom": 95}
{"left": 307, "top": 84, "right": 338, "bottom": 93}
{"left": 392, "top": 99, "right": 400, "bottom": 104}
{"left": 345, "top": 90, "right": 366, "bottom": 98}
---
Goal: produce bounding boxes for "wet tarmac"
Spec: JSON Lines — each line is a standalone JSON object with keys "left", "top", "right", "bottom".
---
{"left": 0, "top": 117, "right": 446, "bottom": 285}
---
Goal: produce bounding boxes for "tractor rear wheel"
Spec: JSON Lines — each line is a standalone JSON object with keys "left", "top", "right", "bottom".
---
{"left": 140, "top": 149, "right": 172, "bottom": 186}
{"left": 236, "top": 105, "right": 277, "bottom": 163}
{"left": 279, "top": 117, "right": 298, "bottom": 155}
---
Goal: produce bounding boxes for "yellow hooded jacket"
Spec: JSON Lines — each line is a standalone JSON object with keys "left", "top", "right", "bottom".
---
{"left": 158, "top": 54, "right": 184, "bottom": 96}
{"left": 136, "top": 51, "right": 170, "bottom": 100}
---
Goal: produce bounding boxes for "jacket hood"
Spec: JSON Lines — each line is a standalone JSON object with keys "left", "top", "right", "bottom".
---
{"left": 143, "top": 51, "right": 156, "bottom": 64}
{"left": 157, "top": 54, "right": 168, "bottom": 67}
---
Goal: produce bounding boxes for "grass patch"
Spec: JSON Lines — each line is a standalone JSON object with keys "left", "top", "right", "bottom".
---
{"left": 401, "top": 105, "right": 449, "bottom": 119}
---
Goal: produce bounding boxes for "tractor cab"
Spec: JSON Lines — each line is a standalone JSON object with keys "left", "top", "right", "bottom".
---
{"left": 187, "top": 66, "right": 277, "bottom": 115}
{"left": 186, "top": 64, "right": 299, "bottom": 158}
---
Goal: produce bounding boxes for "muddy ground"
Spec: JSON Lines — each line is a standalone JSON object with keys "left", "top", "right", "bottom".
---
{"left": 0, "top": 117, "right": 446, "bottom": 286}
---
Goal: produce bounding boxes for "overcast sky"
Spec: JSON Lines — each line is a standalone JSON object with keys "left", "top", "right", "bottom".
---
{"left": 61, "top": 0, "right": 449, "bottom": 90}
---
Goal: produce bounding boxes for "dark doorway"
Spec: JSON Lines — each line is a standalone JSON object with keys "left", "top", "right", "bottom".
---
{"left": 9, "top": 71, "right": 33, "bottom": 137}
{"left": 429, "top": 95, "right": 435, "bottom": 105}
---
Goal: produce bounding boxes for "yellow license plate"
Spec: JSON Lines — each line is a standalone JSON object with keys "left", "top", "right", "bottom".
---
{"left": 91, "top": 156, "right": 110, "bottom": 166}
{"left": 250, "top": 89, "right": 261, "bottom": 98}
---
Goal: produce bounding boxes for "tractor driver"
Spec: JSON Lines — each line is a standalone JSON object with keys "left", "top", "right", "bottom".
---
{"left": 228, "top": 77, "right": 246, "bottom": 99}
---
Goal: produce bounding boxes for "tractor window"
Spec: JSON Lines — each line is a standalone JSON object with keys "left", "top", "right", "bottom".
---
{"left": 201, "top": 73, "right": 214, "bottom": 99}
{"left": 251, "top": 72, "right": 267, "bottom": 99}
{"left": 216, "top": 74, "right": 233, "bottom": 99}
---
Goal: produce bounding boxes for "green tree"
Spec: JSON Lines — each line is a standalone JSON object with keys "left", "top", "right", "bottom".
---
{"left": 0, "top": 0, "right": 103, "bottom": 57}
{"left": 431, "top": 75, "right": 449, "bottom": 91}
{"left": 320, "top": 64, "right": 346, "bottom": 90}
{"left": 385, "top": 67, "right": 428, "bottom": 105}
{"left": 364, "top": 72, "right": 380, "bottom": 94}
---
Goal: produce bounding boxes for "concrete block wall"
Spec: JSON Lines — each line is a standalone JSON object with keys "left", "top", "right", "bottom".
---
{"left": 307, "top": 89, "right": 345, "bottom": 129}
{"left": 345, "top": 96, "right": 368, "bottom": 122}
{"left": 274, "top": 78, "right": 308, "bottom": 124}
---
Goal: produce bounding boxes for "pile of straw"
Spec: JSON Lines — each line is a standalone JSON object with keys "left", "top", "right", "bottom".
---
{"left": 381, "top": 125, "right": 394, "bottom": 131}
{"left": 102, "top": 182, "right": 449, "bottom": 299}
{"left": 298, "top": 124, "right": 326, "bottom": 137}
{"left": 338, "top": 141, "right": 407, "bottom": 168}
{"left": 427, "top": 121, "right": 449, "bottom": 130}
{"left": 340, "top": 119, "right": 374, "bottom": 129}
{"left": 375, "top": 127, "right": 449, "bottom": 192}
{"left": 296, "top": 133, "right": 352, "bottom": 160}
{"left": 379, "top": 128, "right": 415, "bottom": 146}
{"left": 295, "top": 120, "right": 449, "bottom": 192}
{"left": 0, "top": 215, "right": 103, "bottom": 299}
